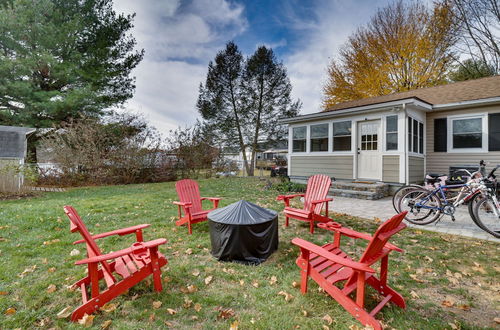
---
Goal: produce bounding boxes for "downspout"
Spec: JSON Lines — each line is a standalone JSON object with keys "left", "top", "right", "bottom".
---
{"left": 403, "top": 103, "right": 408, "bottom": 185}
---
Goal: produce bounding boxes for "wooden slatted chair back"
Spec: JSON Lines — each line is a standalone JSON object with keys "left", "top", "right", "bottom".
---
{"left": 359, "top": 211, "right": 407, "bottom": 265}
{"left": 303, "top": 175, "right": 332, "bottom": 214}
{"left": 63, "top": 205, "right": 114, "bottom": 277}
{"left": 175, "top": 179, "right": 203, "bottom": 213}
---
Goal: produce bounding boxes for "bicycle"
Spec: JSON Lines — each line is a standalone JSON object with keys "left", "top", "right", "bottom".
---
{"left": 397, "top": 169, "right": 483, "bottom": 225}
{"left": 469, "top": 165, "right": 500, "bottom": 238}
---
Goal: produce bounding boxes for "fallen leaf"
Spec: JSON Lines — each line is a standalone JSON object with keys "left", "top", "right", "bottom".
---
{"left": 0, "top": 291, "right": 8, "bottom": 295}
{"left": 18, "top": 265, "right": 37, "bottom": 278}
{"left": 194, "top": 303, "right": 202, "bottom": 312}
{"left": 322, "top": 314, "right": 334, "bottom": 325}
{"left": 322, "top": 326, "right": 330, "bottom": 330}
{"left": 5, "top": 307, "right": 16, "bottom": 315}
{"left": 409, "top": 274, "right": 425, "bottom": 283}
{"left": 410, "top": 291, "right": 420, "bottom": 299}
{"left": 41, "top": 258, "right": 48, "bottom": 264}
{"left": 252, "top": 281, "right": 259, "bottom": 288}
{"left": 424, "top": 256, "right": 433, "bottom": 263}
{"left": 152, "top": 301, "right": 162, "bottom": 309}
{"left": 164, "top": 321, "right": 174, "bottom": 327}
{"left": 101, "top": 320, "right": 112, "bottom": 329}
{"left": 149, "top": 313, "right": 155, "bottom": 322}
{"left": 472, "top": 262, "right": 486, "bottom": 274}
{"left": 183, "top": 298, "right": 192, "bottom": 309}
{"left": 269, "top": 276, "right": 277, "bottom": 285}
{"left": 301, "top": 309, "right": 308, "bottom": 317}
{"left": 100, "top": 303, "right": 118, "bottom": 313}
{"left": 278, "top": 291, "right": 294, "bottom": 302}
{"left": 494, "top": 317, "right": 500, "bottom": 324}
{"left": 43, "top": 239, "right": 61, "bottom": 246}
{"left": 292, "top": 281, "right": 300, "bottom": 288}
{"left": 239, "top": 280, "right": 245, "bottom": 286}
{"left": 457, "top": 304, "right": 470, "bottom": 311}
{"left": 78, "top": 314, "right": 95, "bottom": 327}
{"left": 205, "top": 276, "right": 213, "bottom": 285}
{"left": 192, "top": 270, "right": 200, "bottom": 277}
{"left": 47, "top": 284, "right": 57, "bottom": 293}
{"left": 57, "top": 306, "right": 72, "bottom": 319}
{"left": 448, "top": 277, "right": 459, "bottom": 285}
{"left": 250, "top": 318, "right": 256, "bottom": 324}
{"left": 166, "top": 308, "right": 177, "bottom": 315}
{"left": 48, "top": 267, "right": 56, "bottom": 273}
{"left": 441, "top": 296, "right": 456, "bottom": 308}
{"left": 131, "top": 294, "right": 139, "bottom": 301}
{"left": 217, "top": 307, "right": 235, "bottom": 319}
{"left": 70, "top": 249, "right": 80, "bottom": 256}
{"left": 230, "top": 320, "right": 239, "bottom": 330}
{"left": 448, "top": 322, "right": 459, "bottom": 330}
{"left": 185, "top": 248, "right": 193, "bottom": 255}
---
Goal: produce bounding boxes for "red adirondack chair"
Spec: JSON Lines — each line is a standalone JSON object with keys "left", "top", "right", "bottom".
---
{"left": 173, "top": 179, "right": 221, "bottom": 234}
{"left": 291, "top": 211, "right": 408, "bottom": 330}
{"left": 277, "top": 174, "right": 333, "bottom": 233}
{"left": 63, "top": 205, "right": 168, "bottom": 321}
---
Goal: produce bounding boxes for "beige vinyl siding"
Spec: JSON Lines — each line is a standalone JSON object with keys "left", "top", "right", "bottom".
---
{"left": 408, "top": 156, "right": 424, "bottom": 183}
{"left": 426, "top": 104, "right": 500, "bottom": 174}
{"left": 290, "top": 156, "right": 353, "bottom": 179}
{"left": 382, "top": 155, "right": 399, "bottom": 182}
{"left": 0, "top": 159, "right": 21, "bottom": 192}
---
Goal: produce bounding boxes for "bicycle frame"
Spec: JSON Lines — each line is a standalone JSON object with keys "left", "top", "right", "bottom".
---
{"left": 416, "top": 183, "right": 477, "bottom": 211}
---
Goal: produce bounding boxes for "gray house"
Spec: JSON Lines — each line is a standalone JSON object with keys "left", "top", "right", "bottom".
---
{"left": 281, "top": 75, "right": 500, "bottom": 185}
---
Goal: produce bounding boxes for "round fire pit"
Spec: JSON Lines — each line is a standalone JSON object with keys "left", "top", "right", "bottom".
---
{"left": 208, "top": 200, "right": 278, "bottom": 265}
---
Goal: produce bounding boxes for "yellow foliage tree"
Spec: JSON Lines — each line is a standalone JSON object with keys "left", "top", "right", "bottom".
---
{"left": 323, "top": 0, "right": 457, "bottom": 108}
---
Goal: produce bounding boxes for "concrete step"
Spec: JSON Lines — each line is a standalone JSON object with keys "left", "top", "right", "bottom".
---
{"left": 329, "top": 189, "right": 385, "bottom": 200}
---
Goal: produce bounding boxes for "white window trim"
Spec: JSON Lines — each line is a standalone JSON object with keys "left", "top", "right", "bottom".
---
{"left": 447, "top": 113, "right": 488, "bottom": 153}
{"left": 310, "top": 123, "right": 329, "bottom": 153}
{"left": 291, "top": 125, "right": 307, "bottom": 154}
{"left": 408, "top": 116, "right": 425, "bottom": 155}
{"left": 384, "top": 114, "right": 399, "bottom": 152}
{"left": 332, "top": 119, "right": 353, "bottom": 153}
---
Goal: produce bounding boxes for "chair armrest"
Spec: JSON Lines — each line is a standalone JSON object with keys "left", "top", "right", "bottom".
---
{"left": 317, "top": 223, "right": 403, "bottom": 252}
{"left": 201, "top": 197, "right": 221, "bottom": 201}
{"left": 75, "top": 238, "right": 167, "bottom": 265}
{"left": 276, "top": 194, "right": 305, "bottom": 201}
{"left": 311, "top": 198, "right": 333, "bottom": 205}
{"left": 292, "top": 238, "right": 375, "bottom": 273}
{"left": 173, "top": 201, "right": 192, "bottom": 207}
{"left": 73, "top": 224, "right": 151, "bottom": 245}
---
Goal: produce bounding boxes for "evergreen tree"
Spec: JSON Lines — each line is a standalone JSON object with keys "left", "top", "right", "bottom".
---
{"left": 0, "top": 0, "right": 143, "bottom": 128}
{"left": 197, "top": 42, "right": 300, "bottom": 176}
{"left": 449, "top": 58, "right": 496, "bottom": 81}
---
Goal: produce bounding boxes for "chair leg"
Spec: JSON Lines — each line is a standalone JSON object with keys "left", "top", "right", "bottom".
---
{"left": 285, "top": 216, "right": 289, "bottom": 227}
{"left": 150, "top": 248, "right": 163, "bottom": 292}
{"left": 187, "top": 220, "right": 192, "bottom": 235}
{"left": 309, "top": 220, "right": 314, "bottom": 234}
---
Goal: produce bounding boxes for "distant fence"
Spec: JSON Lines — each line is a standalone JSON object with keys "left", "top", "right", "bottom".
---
{"left": 0, "top": 159, "right": 22, "bottom": 192}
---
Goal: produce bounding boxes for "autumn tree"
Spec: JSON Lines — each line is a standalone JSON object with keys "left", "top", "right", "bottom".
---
{"left": 449, "top": 0, "right": 500, "bottom": 74}
{"left": 197, "top": 42, "right": 300, "bottom": 176}
{"left": 323, "top": 0, "right": 457, "bottom": 107}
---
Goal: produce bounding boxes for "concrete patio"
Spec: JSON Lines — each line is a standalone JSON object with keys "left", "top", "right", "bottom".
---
{"left": 329, "top": 195, "right": 500, "bottom": 242}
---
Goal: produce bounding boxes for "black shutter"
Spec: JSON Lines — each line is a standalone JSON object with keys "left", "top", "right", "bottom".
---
{"left": 489, "top": 113, "right": 500, "bottom": 151}
{"left": 434, "top": 118, "right": 447, "bottom": 152}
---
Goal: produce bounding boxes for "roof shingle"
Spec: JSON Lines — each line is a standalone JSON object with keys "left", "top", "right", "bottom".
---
{"left": 324, "top": 75, "right": 500, "bottom": 112}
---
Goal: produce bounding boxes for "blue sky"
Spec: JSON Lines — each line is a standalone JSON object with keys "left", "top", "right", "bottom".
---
{"left": 112, "top": 0, "right": 395, "bottom": 134}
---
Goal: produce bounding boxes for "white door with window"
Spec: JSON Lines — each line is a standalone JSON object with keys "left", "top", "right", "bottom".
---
{"left": 357, "top": 120, "right": 381, "bottom": 180}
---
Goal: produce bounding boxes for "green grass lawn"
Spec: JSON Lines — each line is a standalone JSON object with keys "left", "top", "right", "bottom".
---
{"left": 1, "top": 178, "right": 498, "bottom": 329}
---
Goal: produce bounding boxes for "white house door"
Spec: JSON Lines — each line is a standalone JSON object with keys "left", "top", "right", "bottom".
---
{"left": 357, "top": 120, "right": 381, "bottom": 180}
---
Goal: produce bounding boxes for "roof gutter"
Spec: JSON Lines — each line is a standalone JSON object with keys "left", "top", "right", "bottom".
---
{"left": 278, "top": 98, "right": 431, "bottom": 124}
{"left": 431, "top": 96, "right": 500, "bottom": 111}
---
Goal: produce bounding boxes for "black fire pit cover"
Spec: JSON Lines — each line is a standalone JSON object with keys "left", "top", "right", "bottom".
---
{"left": 208, "top": 200, "right": 278, "bottom": 265}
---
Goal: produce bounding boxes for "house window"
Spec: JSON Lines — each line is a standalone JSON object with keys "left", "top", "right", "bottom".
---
{"left": 292, "top": 126, "right": 306, "bottom": 152}
{"left": 332, "top": 121, "right": 351, "bottom": 151}
{"left": 310, "top": 123, "right": 329, "bottom": 152}
{"left": 386, "top": 115, "right": 398, "bottom": 150}
{"left": 408, "top": 117, "right": 424, "bottom": 154}
{"left": 452, "top": 117, "right": 482, "bottom": 149}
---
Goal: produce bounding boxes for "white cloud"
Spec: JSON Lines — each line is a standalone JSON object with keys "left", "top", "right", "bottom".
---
{"left": 285, "top": 0, "right": 392, "bottom": 114}
{"left": 112, "top": 0, "right": 248, "bottom": 135}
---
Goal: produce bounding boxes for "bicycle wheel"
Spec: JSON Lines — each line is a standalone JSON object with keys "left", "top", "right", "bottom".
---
{"left": 392, "top": 184, "right": 422, "bottom": 212}
{"left": 398, "top": 188, "right": 442, "bottom": 225}
{"left": 467, "top": 192, "right": 483, "bottom": 222}
{"left": 473, "top": 197, "right": 500, "bottom": 238}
